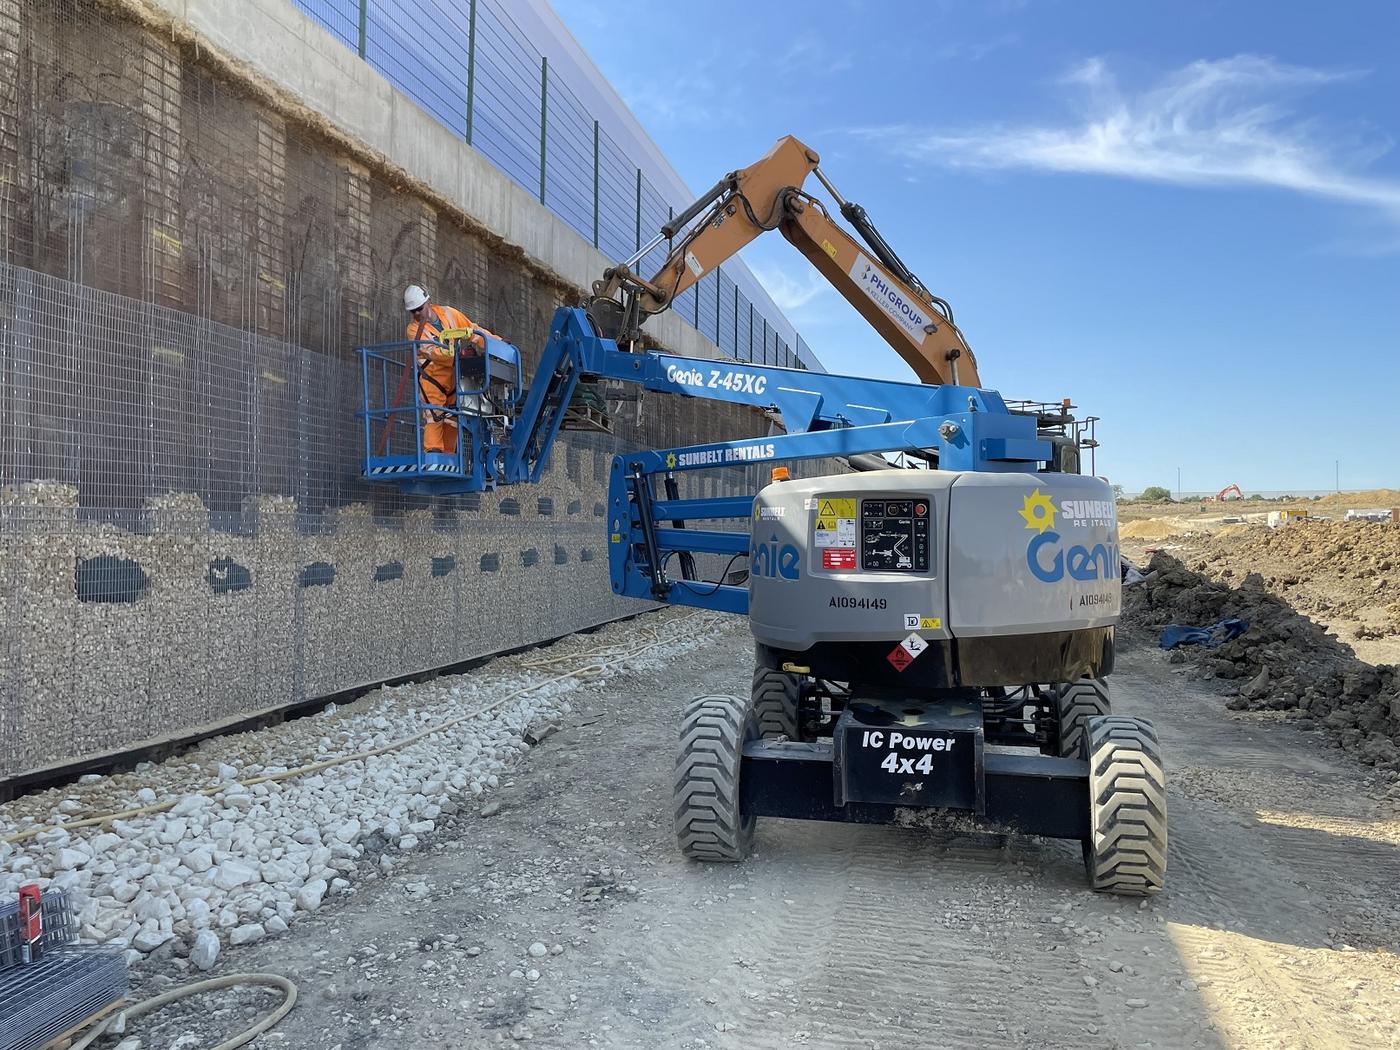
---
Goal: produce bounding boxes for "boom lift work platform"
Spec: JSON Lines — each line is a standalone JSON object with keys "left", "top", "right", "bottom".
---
{"left": 359, "top": 137, "right": 1163, "bottom": 895}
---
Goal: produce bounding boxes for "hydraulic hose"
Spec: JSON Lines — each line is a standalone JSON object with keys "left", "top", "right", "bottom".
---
{"left": 69, "top": 973, "right": 298, "bottom": 1050}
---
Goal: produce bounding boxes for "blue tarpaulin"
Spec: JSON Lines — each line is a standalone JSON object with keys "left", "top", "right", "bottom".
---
{"left": 1159, "top": 618, "right": 1249, "bottom": 650}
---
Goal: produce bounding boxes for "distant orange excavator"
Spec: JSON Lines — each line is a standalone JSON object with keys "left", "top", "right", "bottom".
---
{"left": 1215, "top": 484, "right": 1243, "bottom": 501}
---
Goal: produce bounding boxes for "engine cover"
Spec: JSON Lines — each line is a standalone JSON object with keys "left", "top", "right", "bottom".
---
{"left": 748, "top": 469, "right": 1119, "bottom": 689}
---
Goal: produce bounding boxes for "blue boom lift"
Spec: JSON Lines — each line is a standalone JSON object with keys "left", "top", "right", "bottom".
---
{"left": 361, "top": 306, "right": 1054, "bottom": 614}
{"left": 358, "top": 137, "right": 1162, "bottom": 895}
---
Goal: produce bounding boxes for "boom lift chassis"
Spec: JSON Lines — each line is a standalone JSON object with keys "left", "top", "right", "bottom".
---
{"left": 360, "top": 307, "right": 1165, "bottom": 894}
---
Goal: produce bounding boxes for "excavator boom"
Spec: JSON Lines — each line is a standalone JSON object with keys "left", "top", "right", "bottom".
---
{"left": 591, "top": 135, "right": 980, "bottom": 387}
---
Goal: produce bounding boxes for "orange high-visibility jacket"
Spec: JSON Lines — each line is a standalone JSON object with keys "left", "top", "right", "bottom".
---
{"left": 406, "top": 303, "right": 497, "bottom": 392}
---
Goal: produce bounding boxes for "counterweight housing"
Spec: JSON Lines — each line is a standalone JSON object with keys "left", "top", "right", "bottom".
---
{"left": 748, "top": 470, "right": 1119, "bottom": 691}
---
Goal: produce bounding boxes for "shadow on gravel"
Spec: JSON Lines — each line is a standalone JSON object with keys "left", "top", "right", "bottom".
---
{"left": 1163, "top": 809, "right": 1400, "bottom": 953}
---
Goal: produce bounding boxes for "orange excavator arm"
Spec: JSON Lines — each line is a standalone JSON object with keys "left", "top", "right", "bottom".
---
{"left": 589, "top": 135, "right": 980, "bottom": 387}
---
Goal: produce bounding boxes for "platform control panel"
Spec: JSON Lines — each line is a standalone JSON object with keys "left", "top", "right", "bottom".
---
{"left": 860, "top": 498, "right": 931, "bottom": 573}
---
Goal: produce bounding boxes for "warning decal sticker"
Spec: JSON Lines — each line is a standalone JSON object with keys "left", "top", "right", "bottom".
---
{"left": 900, "top": 633, "right": 928, "bottom": 658}
{"left": 814, "top": 497, "right": 857, "bottom": 550}
{"left": 820, "top": 498, "right": 856, "bottom": 518}
{"left": 887, "top": 632, "right": 929, "bottom": 672}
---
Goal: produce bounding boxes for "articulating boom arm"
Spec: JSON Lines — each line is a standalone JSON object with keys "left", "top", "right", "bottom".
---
{"left": 360, "top": 307, "right": 1042, "bottom": 497}
{"left": 505, "top": 308, "right": 1036, "bottom": 492}
{"left": 359, "top": 306, "right": 1052, "bottom": 615}
{"left": 590, "top": 135, "right": 980, "bottom": 387}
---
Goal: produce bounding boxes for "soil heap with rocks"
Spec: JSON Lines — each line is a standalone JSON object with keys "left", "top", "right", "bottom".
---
{"left": 1123, "top": 551, "right": 1400, "bottom": 775}
{"left": 1189, "top": 520, "right": 1400, "bottom": 638}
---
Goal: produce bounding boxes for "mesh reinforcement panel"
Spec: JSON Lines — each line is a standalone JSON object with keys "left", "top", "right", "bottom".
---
{"left": 0, "top": 1, "right": 838, "bottom": 779}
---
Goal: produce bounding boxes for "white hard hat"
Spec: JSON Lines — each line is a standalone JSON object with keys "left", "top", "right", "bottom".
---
{"left": 404, "top": 284, "right": 429, "bottom": 311}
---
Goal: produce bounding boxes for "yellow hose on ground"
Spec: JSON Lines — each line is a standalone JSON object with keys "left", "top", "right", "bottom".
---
{"left": 4, "top": 610, "right": 716, "bottom": 845}
{"left": 68, "top": 973, "right": 298, "bottom": 1050}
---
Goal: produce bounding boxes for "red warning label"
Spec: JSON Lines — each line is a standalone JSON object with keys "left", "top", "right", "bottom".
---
{"left": 822, "top": 548, "right": 856, "bottom": 570}
{"left": 886, "top": 646, "right": 914, "bottom": 672}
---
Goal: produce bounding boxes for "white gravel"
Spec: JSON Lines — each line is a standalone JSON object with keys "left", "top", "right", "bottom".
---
{"left": 0, "top": 611, "right": 718, "bottom": 964}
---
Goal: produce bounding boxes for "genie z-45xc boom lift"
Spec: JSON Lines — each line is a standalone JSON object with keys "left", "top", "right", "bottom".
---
{"left": 359, "top": 136, "right": 1163, "bottom": 895}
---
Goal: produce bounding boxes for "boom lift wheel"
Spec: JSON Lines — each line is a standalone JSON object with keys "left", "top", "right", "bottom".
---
{"left": 751, "top": 663, "right": 801, "bottom": 741}
{"left": 1051, "top": 677, "right": 1113, "bottom": 757}
{"left": 1082, "top": 715, "right": 1167, "bottom": 895}
{"left": 675, "top": 694, "right": 759, "bottom": 862}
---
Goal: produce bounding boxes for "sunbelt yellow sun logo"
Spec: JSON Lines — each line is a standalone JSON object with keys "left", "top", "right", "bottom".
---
{"left": 1018, "top": 489, "right": 1057, "bottom": 533}
{"left": 665, "top": 452, "right": 677, "bottom": 469}
{"left": 1020, "top": 488, "right": 1116, "bottom": 584}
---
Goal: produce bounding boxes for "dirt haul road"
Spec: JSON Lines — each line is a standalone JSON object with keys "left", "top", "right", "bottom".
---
{"left": 193, "top": 619, "right": 1399, "bottom": 1050}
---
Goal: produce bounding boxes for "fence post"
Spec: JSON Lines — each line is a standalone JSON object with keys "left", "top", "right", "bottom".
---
{"left": 592, "top": 120, "right": 600, "bottom": 249}
{"left": 465, "top": 0, "right": 477, "bottom": 144}
{"left": 715, "top": 270, "right": 721, "bottom": 340}
{"left": 356, "top": 0, "right": 367, "bottom": 58}
{"left": 634, "top": 169, "right": 642, "bottom": 252}
{"left": 734, "top": 296, "right": 741, "bottom": 356}
{"left": 538, "top": 57, "right": 548, "bottom": 204}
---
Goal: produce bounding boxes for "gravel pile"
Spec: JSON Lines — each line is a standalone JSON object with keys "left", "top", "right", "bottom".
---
{"left": 1123, "top": 552, "right": 1400, "bottom": 774}
{"left": 0, "top": 611, "right": 719, "bottom": 972}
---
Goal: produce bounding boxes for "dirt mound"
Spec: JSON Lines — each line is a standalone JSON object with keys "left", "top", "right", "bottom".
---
{"left": 1213, "top": 523, "right": 1253, "bottom": 540}
{"left": 1189, "top": 520, "right": 1400, "bottom": 638}
{"left": 1122, "top": 552, "right": 1400, "bottom": 775}
{"left": 1311, "top": 489, "right": 1400, "bottom": 508}
{"left": 1120, "top": 518, "right": 1188, "bottom": 540}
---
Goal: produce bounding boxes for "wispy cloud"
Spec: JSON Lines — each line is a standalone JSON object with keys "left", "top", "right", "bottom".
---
{"left": 616, "top": 57, "right": 750, "bottom": 127}
{"left": 619, "top": 31, "right": 853, "bottom": 126}
{"left": 747, "top": 261, "right": 832, "bottom": 313}
{"left": 864, "top": 55, "right": 1400, "bottom": 225}
{"left": 933, "top": 33, "right": 1020, "bottom": 64}
{"left": 777, "top": 33, "right": 853, "bottom": 76}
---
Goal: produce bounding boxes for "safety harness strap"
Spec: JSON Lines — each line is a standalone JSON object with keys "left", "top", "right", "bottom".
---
{"left": 414, "top": 310, "right": 457, "bottom": 423}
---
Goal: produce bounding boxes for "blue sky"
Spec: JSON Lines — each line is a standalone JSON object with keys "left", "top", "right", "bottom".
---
{"left": 550, "top": 0, "right": 1400, "bottom": 493}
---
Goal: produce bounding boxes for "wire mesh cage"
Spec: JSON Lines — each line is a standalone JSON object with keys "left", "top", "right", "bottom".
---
{"left": 0, "top": 0, "right": 835, "bottom": 782}
{"left": 289, "top": 0, "right": 818, "bottom": 372}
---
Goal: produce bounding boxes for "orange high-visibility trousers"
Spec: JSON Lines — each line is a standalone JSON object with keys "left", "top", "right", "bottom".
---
{"left": 417, "top": 374, "right": 458, "bottom": 454}
{"left": 407, "top": 303, "right": 480, "bottom": 455}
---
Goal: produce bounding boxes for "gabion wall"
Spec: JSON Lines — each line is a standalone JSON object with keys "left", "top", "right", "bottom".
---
{"left": 0, "top": 2, "right": 815, "bottom": 779}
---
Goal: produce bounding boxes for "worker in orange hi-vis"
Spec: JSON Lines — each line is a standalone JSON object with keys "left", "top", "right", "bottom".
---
{"left": 403, "top": 284, "right": 498, "bottom": 455}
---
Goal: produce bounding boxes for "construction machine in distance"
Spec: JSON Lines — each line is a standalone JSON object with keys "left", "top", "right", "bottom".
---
{"left": 359, "top": 136, "right": 1163, "bottom": 895}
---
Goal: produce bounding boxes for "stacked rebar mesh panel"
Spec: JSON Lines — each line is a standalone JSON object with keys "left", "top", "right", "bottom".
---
{"left": 0, "top": 891, "right": 127, "bottom": 1050}
{"left": 0, "top": 891, "right": 76, "bottom": 968}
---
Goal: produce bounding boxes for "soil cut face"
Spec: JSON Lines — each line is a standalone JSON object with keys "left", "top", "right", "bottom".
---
{"left": 1184, "top": 520, "right": 1400, "bottom": 642}
{"left": 1122, "top": 513, "right": 1400, "bottom": 668}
